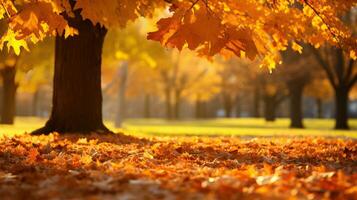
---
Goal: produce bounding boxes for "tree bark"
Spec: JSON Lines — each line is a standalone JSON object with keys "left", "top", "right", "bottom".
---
{"left": 264, "top": 96, "right": 276, "bottom": 122}
{"left": 334, "top": 86, "right": 349, "bottom": 130}
{"left": 316, "top": 98, "right": 323, "bottom": 118}
{"left": 288, "top": 82, "right": 304, "bottom": 128}
{"left": 1, "top": 66, "right": 17, "bottom": 124}
{"left": 33, "top": 10, "right": 109, "bottom": 134}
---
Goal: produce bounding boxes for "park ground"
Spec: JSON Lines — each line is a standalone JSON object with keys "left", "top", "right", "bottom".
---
{"left": 0, "top": 117, "right": 356, "bottom": 199}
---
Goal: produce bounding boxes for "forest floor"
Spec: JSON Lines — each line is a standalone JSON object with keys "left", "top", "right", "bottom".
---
{"left": 0, "top": 118, "right": 356, "bottom": 199}
{"left": 0, "top": 133, "right": 356, "bottom": 200}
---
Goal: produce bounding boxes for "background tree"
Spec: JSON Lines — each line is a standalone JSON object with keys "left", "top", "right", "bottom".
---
{"left": 305, "top": 77, "right": 333, "bottom": 118}
{"left": 280, "top": 48, "right": 313, "bottom": 128}
{"left": 0, "top": 50, "right": 18, "bottom": 124}
{"left": 310, "top": 47, "right": 356, "bottom": 129}
{"left": 260, "top": 71, "right": 288, "bottom": 122}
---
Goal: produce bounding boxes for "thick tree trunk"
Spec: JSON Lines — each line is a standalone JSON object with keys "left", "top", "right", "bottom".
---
{"left": 264, "top": 96, "right": 276, "bottom": 122}
{"left": 316, "top": 98, "right": 323, "bottom": 118}
{"left": 33, "top": 11, "right": 109, "bottom": 134}
{"left": 1, "top": 66, "right": 17, "bottom": 124}
{"left": 144, "top": 94, "right": 151, "bottom": 118}
{"left": 334, "top": 86, "right": 349, "bottom": 130}
{"left": 288, "top": 83, "right": 304, "bottom": 128}
{"left": 253, "top": 84, "right": 261, "bottom": 118}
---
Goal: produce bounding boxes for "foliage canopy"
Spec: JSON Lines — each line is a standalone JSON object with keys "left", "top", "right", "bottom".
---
{"left": 0, "top": 0, "right": 356, "bottom": 70}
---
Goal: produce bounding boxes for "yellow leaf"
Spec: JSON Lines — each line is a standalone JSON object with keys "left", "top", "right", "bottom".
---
{"left": 0, "top": 30, "right": 29, "bottom": 55}
{"left": 292, "top": 42, "right": 303, "bottom": 54}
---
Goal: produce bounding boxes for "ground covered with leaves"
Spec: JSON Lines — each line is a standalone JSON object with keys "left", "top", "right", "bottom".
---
{"left": 0, "top": 133, "right": 356, "bottom": 200}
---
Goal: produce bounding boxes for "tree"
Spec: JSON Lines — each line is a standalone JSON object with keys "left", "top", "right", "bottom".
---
{"left": 280, "top": 48, "right": 314, "bottom": 128}
{"left": 156, "top": 50, "right": 216, "bottom": 119}
{"left": 0, "top": 51, "right": 18, "bottom": 124}
{"left": 305, "top": 78, "right": 333, "bottom": 118}
{"left": 16, "top": 38, "right": 54, "bottom": 117}
{"left": 261, "top": 72, "right": 288, "bottom": 122}
{"left": 212, "top": 58, "right": 252, "bottom": 118}
{"left": 310, "top": 47, "right": 356, "bottom": 129}
{"left": 1, "top": 0, "right": 356, "bottom": 133}
{"left": 102, "top": 23, "right": 166, "bottom": 124}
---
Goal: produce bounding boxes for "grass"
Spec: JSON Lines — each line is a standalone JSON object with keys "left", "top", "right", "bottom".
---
{"left": 122, "top": 118, "right": 357, "bottom": 138}
{"left": 0, "top": 117, "right": 356, "bottom": 138}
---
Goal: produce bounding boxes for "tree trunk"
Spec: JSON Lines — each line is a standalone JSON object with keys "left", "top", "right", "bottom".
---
{"left": 32, "top": 89, "right": 39, "bottom": 116}
{"left": 223, "top": 94, "right": 232, "bottom": 118}
{"left": 173, "top": 90, "right": 181, "bottom": 119}
{"left": 288, "top": 83, "right": 304, "bottom": 128}
{"left": 115, "top": 64, "right": 128, "bottom": 128}
{"left": 165, "top": 88, "right": 172, "bottom": 119}
{"left": 33, "top": 10, "right": 109, "bottom": 134}
{"left": 1, "top": 66, "right": 17, "bottom": 124}
{"left": 334, "top": 86, "right": 349, "bottom": 130}
{"left": 195, "top": 96, "right": 201, "bottom": 119}
{"left": 201, "top": 102, "right": 207, "bottom": 118}
{"left": 264, "top": 96, "right": 276, "bottom": 122}
{"left": 253, "top": 84, "right": 261, "bottom": 117}
{"left": 144, "top": 94, "right": 151, "bottom": 118}
{"left": 236, "top": 96, "right": 242, "bottom": 118}
{"left": 316, "top": 98, "right": 323, "bottom": 118}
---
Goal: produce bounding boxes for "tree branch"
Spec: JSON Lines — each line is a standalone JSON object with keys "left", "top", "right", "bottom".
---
{"left": 310, "top": 47, "right": 337, "bottom": 89}
{"left": 345, "top": 59, "right": 355, "bottom": 84}
{"left": 348, "top": 74, "right": 357, "bottom": 89}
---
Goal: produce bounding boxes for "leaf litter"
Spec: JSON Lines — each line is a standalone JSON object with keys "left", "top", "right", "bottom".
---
{"left": 0, "top": 133, "right": 355, "bottom": 200}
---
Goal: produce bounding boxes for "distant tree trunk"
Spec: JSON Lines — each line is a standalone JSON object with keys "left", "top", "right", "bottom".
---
{"left": 144, "top": 94, "right": 151, "bottom": 118}
{"left": 287, "top": 81, "right": 305, "bottom": 128}
{"left": 32, "top": 89, "right": 39, "bottom": 116}
{"left": 253, "top": 84, "right": 261, "bottom": 117}
{"left": 115, "top": 64, "right": 128, "bottom": 127}
{"left": 165, "top": 88, "right": 172, "bottom": 119}
{"left": 335, "top": 86, "right": 349, "bottom": 130}
{"left": 201, "top": 102, "right": 207, "bottom": 118}
{"left": 33, "top": 8, "right": 109, "bottom": 134}
{"left": 235, "top": 96, "right": 242, "bottom": 118}
{"left": 264, "top": 96, "right": 276, "bottom": 122}
{"left": 173, "top": 89, "right": 181, "bottom": 119}
{"left": 1, "top": 66, "right": 17, "bottom": 124}
{"left": 223, "top": 93, "right": 233, "bottom": 118}
{"left": 310, "top": 47, "right": 356, "bottom": 130}
{"left": 195, "top": 96, "right": 201, "bottom": 119}
{"left": 316, "top": 98, "right": 323, "bottom": 118}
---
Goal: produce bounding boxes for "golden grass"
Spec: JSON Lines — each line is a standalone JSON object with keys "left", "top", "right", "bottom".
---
{"left": 0, "top": 117, "right": 356, "bottom": 138}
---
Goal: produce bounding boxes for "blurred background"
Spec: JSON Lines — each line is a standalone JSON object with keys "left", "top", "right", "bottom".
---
{"left": 0, "top": 17, "right": 356, "bottom": 136}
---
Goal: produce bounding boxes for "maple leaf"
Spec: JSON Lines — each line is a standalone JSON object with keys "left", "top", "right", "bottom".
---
{"left": 0, "top": 30, "right": 29, "bottom": 55}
